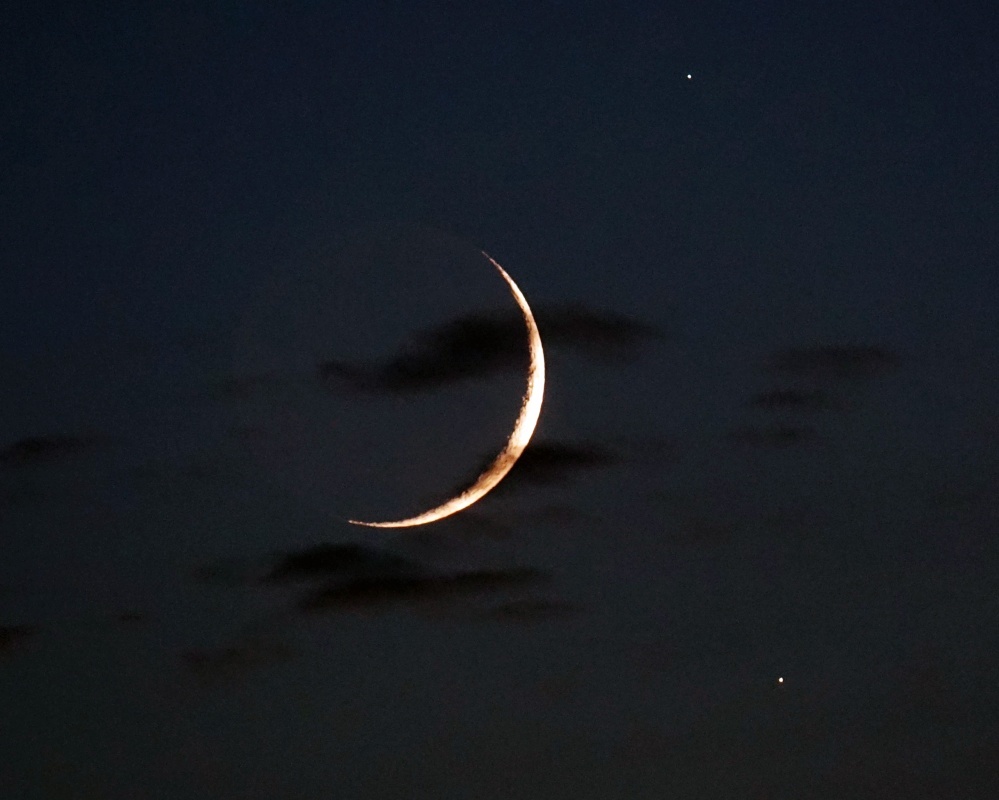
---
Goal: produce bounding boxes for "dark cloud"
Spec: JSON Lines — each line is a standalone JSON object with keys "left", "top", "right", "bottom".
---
{"left": 767, "top": 345, "right": 900, "bottom": 380}
{"left": 320, "top": 314, "right": 525, "bottom": 392}
{"left": 182, "top": 637, "right": 296, "bottom": 684}
{"left": 193, "top": 544, "right": 424, "bottom": 592}
{"left": 318, "top": 304, "right": 661, "bottom": 393}
{"left": 441, "top": 439, "right": 618, "bottom": 502}
{"left": 727, "top": 425, "right": 817, "bottom": 448}
{"left": 194, "top": 544, "right": 553, "bottom": 622}
{"left": 0, "top": 624, "right": 36, "bottom": 654}
{"left": 502, "top": 440, "right": 617, "bottom": 486}
{"left": 0, "top": 435, "right": 109, "bottom": 467}
{"left": 538, "top": 303, "right": 664, "bottom": 355}
{"left": 298, "top": 567, "right": 549, "bottom": 613}
{"left": 262, "top": 543, "right": 420, "bottom": 584}
{"left": 478, "top": 599, "right": 582, "bottom": 623}
{"left": 749, "top": 388, "right": 837, "bottom": 411}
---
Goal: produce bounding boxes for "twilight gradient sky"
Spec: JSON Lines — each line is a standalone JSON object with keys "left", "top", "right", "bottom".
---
{"left": 3, "top": 2, "right": 998, "bottom": 797}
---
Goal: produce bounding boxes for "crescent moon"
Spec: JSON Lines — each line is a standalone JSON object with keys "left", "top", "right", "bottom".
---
{"left": 349, "top": 252, "right": 545, "bottom": 528}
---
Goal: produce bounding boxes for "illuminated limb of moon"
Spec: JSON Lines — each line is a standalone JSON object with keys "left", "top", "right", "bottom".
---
{"left": 349, "top": 252, "right": 545, "bottom": 528}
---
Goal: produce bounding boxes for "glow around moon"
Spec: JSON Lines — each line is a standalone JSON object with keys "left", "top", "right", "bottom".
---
{"left": 349, "top": 252, "right": 545, "bottom": 528}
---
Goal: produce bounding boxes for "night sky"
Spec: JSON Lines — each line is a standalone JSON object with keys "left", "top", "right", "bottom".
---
{"left": 3, "top": 2, "right": 998, "bottom": 797}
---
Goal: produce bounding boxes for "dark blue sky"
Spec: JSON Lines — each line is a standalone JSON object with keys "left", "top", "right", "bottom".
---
{"left": 2, "top": 2, "right": 998, "bottom": 797}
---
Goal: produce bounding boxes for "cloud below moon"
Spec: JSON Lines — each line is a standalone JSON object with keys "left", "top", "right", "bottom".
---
{"left": 297, "top": 567, "right": 550, "bottom": 613}
{"left": 262, "top": 543, "right": 420, "bottom": 583}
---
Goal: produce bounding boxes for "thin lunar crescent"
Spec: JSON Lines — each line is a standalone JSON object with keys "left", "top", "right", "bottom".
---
{"left": 349, "top": 252, "right": 545, "bottom": 528}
